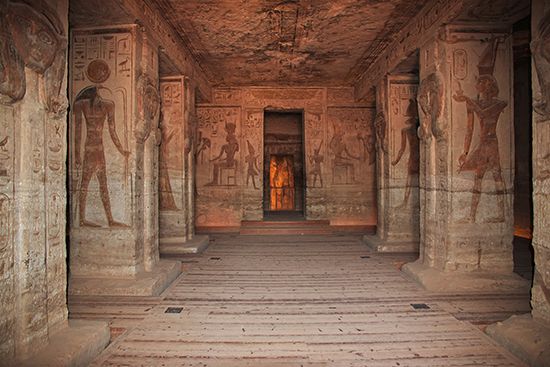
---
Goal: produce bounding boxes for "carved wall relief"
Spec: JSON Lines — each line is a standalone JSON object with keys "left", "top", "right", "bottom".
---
{"left": 308, "top": 139, "right": 324, "bottom": 188}
{"left": 159, "top": 80, "right": 184, "bottom": 211}
{"left": 135, "top": 74, "right": 160, "bottom": 143}
{"left": 532, "top": 6, "right": 550, "bottom": 120}
{"left": 417, "top": 71, "right": 445, "bottom": 141}
{"left": 327, "top": 108, "right": 373, "bottom": 185}
{"left": 451, "top": 37, "right": 509, "bottom": 224}
{"left": 196, "top": 107, "right": 240, "bottom": 188}
{"left": 391, "top": 95, "right": 419, "bottom": 209}
{"left": 0, "top": 1, "right": 67, "bottom": 117}
{"left": 70, "top": 30, "right": 134, "bottom": 228}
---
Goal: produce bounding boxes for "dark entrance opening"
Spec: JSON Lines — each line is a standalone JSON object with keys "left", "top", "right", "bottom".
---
{"left": 263, "top": 111, "right": 305, "bottom": 220}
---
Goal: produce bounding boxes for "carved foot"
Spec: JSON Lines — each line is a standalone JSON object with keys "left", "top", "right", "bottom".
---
{"left": 456, "top": 216, "right": 474, "bottom": 224}
{"left": 485, "top": 215, "right": 505, "bottom": 223}
{"left": 80, "top": 219, "right": 101, "bottom": 227}
{"left": 108, "top": 220, "right": 129, "bottom": 228}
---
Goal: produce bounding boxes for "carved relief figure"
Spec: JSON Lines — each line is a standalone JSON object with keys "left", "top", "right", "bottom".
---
{"left": 135, "top": 76, "right": 160, "bottom": 142}
{"left": 532, "top": 7, "right": 550, "bottom": 120}
{"left": 206, "top": 122, "right": 239, "bottom": 186}
{"left": 357, "top": 128, "right": 375, "bottom": 165}
{"left": 0, "top": 1, "right": 67, "bottom": 116}
{"left": 245, "top": 140, "right": 259, "bottom": 189}
{"left": 159, "top": 108, "right": 178, "bottom": 210}
{"left": 392, "top": 99, "right": 419, "bottom": 208}
{"left": 195, "top": 130, "right": 211, "bottom": 164}
{"left": 453, "top": 39, "right": 508, "bottom": 223}
{"left": 309, "top": 140, "right": 324, "bottom": 188}
{"left": 374, "top": 111, "right": 388, "bottom": 153}
{"left": 330, "top": 125, "right": 360, "bottom": 184}
{"left": 418, "top": 72, "right": 445, "bottom": 140}
{"left": 73, "top": 86, "right": 130, "bottom": 227}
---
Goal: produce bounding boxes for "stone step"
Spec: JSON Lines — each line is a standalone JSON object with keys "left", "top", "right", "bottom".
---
{"left": 160, "top": 235, "right": 210, "bottom": 256}
{"left": 240, "top": 220, "right": 332, "bottom": 235}
{"left": 241, "top": 220, "right": 330, "bottom": 228}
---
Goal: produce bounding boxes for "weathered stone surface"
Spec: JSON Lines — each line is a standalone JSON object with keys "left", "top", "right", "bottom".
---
{"left": 153, "top": 0, "right": 430, "bottom": 87}
{"left": 0, "top": 0, "right": 70, "bottom": 362}
{"left": 486, "top": 0, "right": 550, "bottom": 364}
{"left": 18, "top": 320, "right": 109, "bottom": 367}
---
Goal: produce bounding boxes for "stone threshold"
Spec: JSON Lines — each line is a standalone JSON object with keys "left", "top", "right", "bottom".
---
{"left": 402, "top": 260, "right": 531, "bottom": 293}
{"left": 363, "top": 234, "right": 419, "bottom": 253}
{"left": 17, "top": 320, "right": 109, "bottom": 367}
{"left": 486, "top": 314, "right": 550, "bottom": 366}
{"left": 160, "top": 235, "right": 209, "bottom": 256}
{"left": 69, "top": 260, "right": 181, "bottom": 297}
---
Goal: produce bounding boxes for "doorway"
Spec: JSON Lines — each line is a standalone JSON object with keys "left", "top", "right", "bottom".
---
{"left": 263, "top": 111, "right": 305, "bottom": 220}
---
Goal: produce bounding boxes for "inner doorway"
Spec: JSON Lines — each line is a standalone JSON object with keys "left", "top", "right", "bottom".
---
{"left": 263, "top": 111, "right": 305, "bottom": 220}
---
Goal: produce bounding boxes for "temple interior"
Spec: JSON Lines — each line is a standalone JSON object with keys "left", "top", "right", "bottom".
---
{"left": 1, "top": 0, "right": 550, "bottom": 365}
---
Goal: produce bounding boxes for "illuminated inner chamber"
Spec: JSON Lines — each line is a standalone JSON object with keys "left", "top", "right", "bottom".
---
{"left": 269, "top": 155, "right": 295, "bottom": 211}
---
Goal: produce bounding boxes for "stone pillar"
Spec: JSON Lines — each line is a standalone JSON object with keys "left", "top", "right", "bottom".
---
{"left": 402, "top": 24, "right": 528, "bottom": 292}
{"left": 486, "top": 1, "right": 550, "bottom": 365}
{"left": 158, "top": 76, "right": 208, "bottom": 255}
{"left": 364, "top": 75, "right": 419, "bottom": 252}
{"left": 69, "top": 25, "right": 180, "bottom": 296}
{"left": 0, "top": 1, "right": 108, "bottom": 365}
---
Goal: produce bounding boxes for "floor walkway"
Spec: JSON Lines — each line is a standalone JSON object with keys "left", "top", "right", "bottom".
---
{"left": 78, "top": 234, "right": 529, "bottom": 366}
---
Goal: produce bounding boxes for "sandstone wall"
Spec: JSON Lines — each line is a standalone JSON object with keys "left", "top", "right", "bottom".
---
{"left": 195, "top": 87, "right": 376, "bottom": 227}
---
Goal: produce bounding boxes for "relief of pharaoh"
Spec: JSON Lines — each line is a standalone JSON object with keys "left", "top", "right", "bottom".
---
{"left": 73, "top": 85, "right": 130, "bottom": 227}
{"left": 453, "top": 38, "right": 507, "bottom": 223}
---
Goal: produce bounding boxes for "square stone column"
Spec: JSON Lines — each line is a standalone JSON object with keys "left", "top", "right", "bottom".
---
{"left": 68, "top": 25, "right": 180, "bottom": 296}
{"left": 486, "top": 1, "right": 550, "bottom": 365}
{"left": 364, "top": 75, "right": 419, "bottom": 252}
{"left": 402, "top": 24, "right": 528, "bottom": 292}
{"left": 158, "top": 76, "right": 208, "bottom": 256}
{"left": 0, "top": 1, "right": 109, "bottom": 365}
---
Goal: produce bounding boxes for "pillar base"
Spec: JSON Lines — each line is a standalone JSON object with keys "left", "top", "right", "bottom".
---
{"left": 16, "top": 320, "right": 109, "bottom": 367}
{"left": 402, "top": 260, "right": 530, "bottom": 293}
{"left": 160, "top": 235, "right": 210, "bottom": 256}
{"left": 363, "top": 234, "right": 419, "bottom": 253}
{"left": 69, "top": 259, "right": 181, "bottom": 297}
{"left": 486, "top": 314, "right": 550, "bottom": 367}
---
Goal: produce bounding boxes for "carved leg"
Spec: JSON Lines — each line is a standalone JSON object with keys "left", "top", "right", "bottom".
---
{"left": 488, "top": 169, "right": 506, "bottom": 223}
{"left": 97, "top": 165, "right": 126, "bottom": 227}
{"left": 79, "top": 164, "right": 100, "bottom": 227}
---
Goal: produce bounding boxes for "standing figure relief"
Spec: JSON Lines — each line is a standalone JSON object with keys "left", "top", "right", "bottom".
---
{"left": 245, "top": 140, "right": 259, "bottom": 189}
{"left": 392, "top": 99, "right": 419, "bottom": 208}
{"left": 309, "top": 140, "right": 324, "bottom": 188}
{"left": 73, "top": 86, "right": 129, "bottom": 227}
{"left": 453, "top": 38, "right": 508, "bottom": 223}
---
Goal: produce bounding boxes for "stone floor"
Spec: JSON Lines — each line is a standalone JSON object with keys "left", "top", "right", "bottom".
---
{"left": 70, "top": 234, "right": 532, "bottom": 366}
